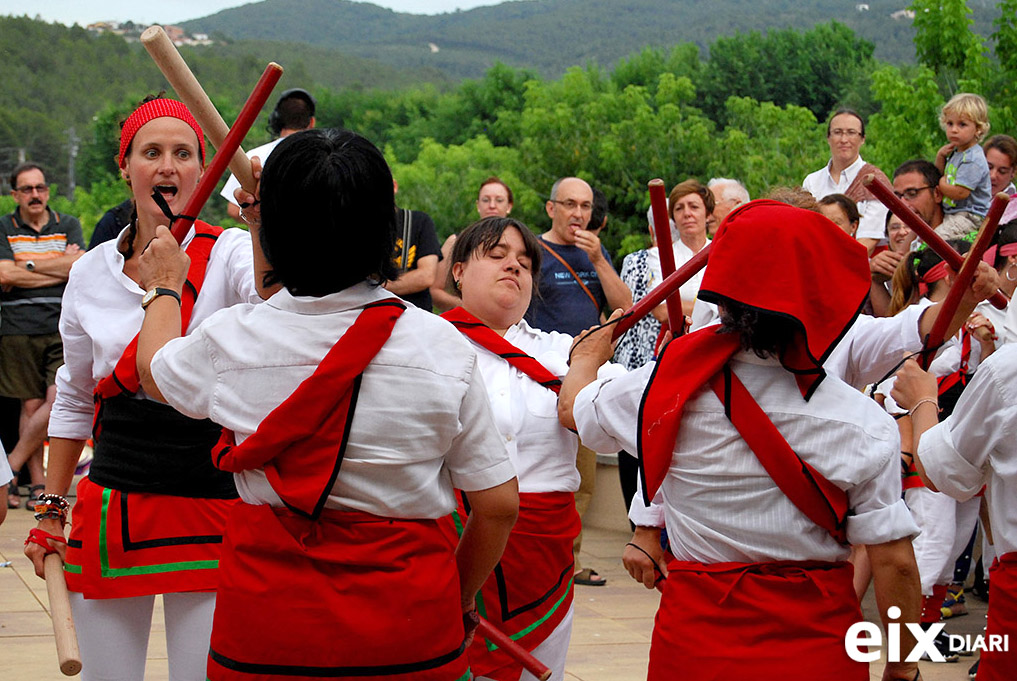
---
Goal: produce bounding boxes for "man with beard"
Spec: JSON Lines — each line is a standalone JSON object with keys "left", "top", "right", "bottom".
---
{"left": 0, "top": 163, "right": 84, "bottom": 507}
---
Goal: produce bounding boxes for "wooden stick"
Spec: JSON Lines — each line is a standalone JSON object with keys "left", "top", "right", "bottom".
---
{"left": 919, "top": 192, "right": 1011, "bottom": 369}
{"left": 477, "top": 617, "right": 551, "bottom": 681}
{"left": 611, "top": 245, "right": 710, "bottom": 340}
{"left": 45, "top": 553, "right": 81, "bottom": 676}
{"left": 863, "top": 174, "right": 1008, "bottom": 309}
{"left": 169, "top": 63, "right": 283, "bottom": 244}
{"left": 648, "top": 179, "right": 683, "bottom": 335}
{"left": 141, "top": 25, "right": 258, "bottom": 193}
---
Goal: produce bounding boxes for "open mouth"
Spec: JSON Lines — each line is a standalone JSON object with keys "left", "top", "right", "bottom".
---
{"left": 154, "top": 185, "right": 178, "bottom": 198}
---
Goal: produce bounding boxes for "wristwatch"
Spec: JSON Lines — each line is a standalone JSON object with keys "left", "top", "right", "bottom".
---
{"left": 141, "top": 287, "right": 182, "bottom": 309}
{"left": 25, "top": 260, "right": 35, "bottom": 271}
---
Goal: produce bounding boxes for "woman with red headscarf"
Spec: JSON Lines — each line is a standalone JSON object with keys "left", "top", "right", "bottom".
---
{"left": 24, "top": 95, "right": 262, "bottom": 680}
{"left": 559, "top": 201, "right": 925, "bottom": 681}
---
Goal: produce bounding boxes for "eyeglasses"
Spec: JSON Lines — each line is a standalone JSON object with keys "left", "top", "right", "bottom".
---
{"left": 550, "top": 199, "right": 593, "bottom": 213}
{"left": 15, "top": 184, "right": 48, "bottom": 194}
{"left": 829, "top": 129, "right": 862, "bottom": 139}
{"left": 893, "top": 186, "right": 933, "bottom": 200}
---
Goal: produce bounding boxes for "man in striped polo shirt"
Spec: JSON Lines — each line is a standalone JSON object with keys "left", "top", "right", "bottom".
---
{"left": 0, "top": 162, "right": 84, "bottom": 505}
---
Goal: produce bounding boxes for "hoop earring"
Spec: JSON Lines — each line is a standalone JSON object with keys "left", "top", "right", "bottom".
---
{"left": 454, "top": 279, "right": 462, "bottom": 291}
{"left": 1006, "top": 265, "right": 1017, "bottom": 282}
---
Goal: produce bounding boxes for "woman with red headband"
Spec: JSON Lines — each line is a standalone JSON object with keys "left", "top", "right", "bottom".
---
{"left": 24, "top": 95, "right": 261, "bottom": 680}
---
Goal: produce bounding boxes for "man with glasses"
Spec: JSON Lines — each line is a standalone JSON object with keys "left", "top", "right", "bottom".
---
{"left": 0, "top": 163, "right": 84, "bottom": 508}
{"left": 526, "top": 176, "right": 630, "bottom": 589}
{"left": 803, "top": 109, "right": 889, "bottom": 254}
{"left": 892, "top": 160, "right": 945, "bottom": 230}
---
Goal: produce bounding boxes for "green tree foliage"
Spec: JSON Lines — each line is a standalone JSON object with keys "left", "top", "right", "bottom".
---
{"left": 910, "top": 0, "right": 982, "bottom": 75}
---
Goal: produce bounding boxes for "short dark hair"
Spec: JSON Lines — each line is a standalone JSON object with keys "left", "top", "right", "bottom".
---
{"left": 992, "top": 221, "right": 1017, "bottom": 270}
{"left": 718, "top": 299, "right": 800, "bottom": 359}
{"left": 269, "top": 89, "right": 316, "bottom": 135}
{"left": 447, "top": 217, "right": 542, "bottom": 298}
{"left": 9, "top": 162, "right": 45, "bottom": 189}
{"left": 258, "top": 129, "right": 398, "bottom": 296}
{"left": 818, "top": 193, "right": 860, "bottom": 226}
{"left": 984, "top": 134, "right": 1017, "bottom": 165}
{"left": 826, "top": 108, "right": 865, "bottom": 138}
{"left": 478, "top": 176, "right": 514, "bottom": 205}
{"left": 893, "top": 159, "right": 942, "bottom": 187}
{"left": 589, "top": 186, "right": 608, "bottom": 231}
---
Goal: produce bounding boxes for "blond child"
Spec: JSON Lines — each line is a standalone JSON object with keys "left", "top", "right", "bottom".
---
{"left": 935, "top": 92, "right": 993, "bottom": 239}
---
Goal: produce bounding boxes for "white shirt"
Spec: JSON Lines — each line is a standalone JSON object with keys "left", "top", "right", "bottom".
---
{"left": 575, "top": 352, "right": 918, "bottom": 563}
{"left": 0, "top": 441, "right": 11, "bottom": 487}
{"left": 672, "top": 238, "right": 707, "bottom": 303}
{"left": 471, "top": 319, "right": 624, "bottom": 494}
{"left": 151, "top": 283, "right": 516, "bottom": 520}
{"left": 803, "top": 155, "right": 889, "bottom": 241}
{"left": 919, "top": 344, "right": 1017, "bottom": 555}
{"left": 219, "top": 138, "right": 283, "bottom": 207}
{"left": 49, "top": 226, "right": 260, "bottom": 440}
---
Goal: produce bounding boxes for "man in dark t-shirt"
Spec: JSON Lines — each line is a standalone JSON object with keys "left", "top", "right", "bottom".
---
{"left": 385, "top": 181, "right": 440, "bottom": 310}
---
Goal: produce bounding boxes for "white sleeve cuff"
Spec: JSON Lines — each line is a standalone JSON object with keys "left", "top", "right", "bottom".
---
{"left": 846, "top": 498, "right": 920, "bottom": 546}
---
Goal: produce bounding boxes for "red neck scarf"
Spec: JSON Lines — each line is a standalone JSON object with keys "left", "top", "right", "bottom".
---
{"left": 638, "top": 200, "right": 867, "bottom": 542}
{"left": 92, "top": 222, "right": 223, "bottom": 438}
{"left": 213, "top": 300, "right": 405, "bottom": 519}
{"left": 442, "top": 307, "right": 561, "bottom": 394}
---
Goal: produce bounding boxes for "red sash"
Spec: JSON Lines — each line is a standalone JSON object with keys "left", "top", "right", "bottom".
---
{"left": 92, "top": 221, "right": 223, "bottom": 438}
{"left": 444, "top": 491, "right": 579, "bottom": 680}
{"left": 650, "top": 559, "right": 866, "bottom": 681}
{"left": 441, "top": 307, "right": 561, "bottom": 394}
{"left": 639, "top": 330, "right": 849, "bottom": 544}
{"left": 981, "top": 553, "right": 1017, "bottom": 681}
{"left": 937, "top": 329, "right": 972, "bottom": 396}
{"left": 212, "top": 300, "right": 405, "bottom": 519}
{"left": 207, "top": 503, "right": 468, "bottom": 681}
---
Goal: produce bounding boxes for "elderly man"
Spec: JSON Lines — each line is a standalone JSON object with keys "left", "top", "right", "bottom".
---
{"left": 707, "top": 177, "right": 750, "bottom": 236}
{"left": 0, "top": 163, "right": 84, "bottom": 507}
{"left": 803, "top": 109, "right": 889, "bottom": 253}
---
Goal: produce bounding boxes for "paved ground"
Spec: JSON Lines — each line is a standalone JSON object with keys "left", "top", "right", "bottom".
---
{"left": 1, "top": 487, "right": 989, "bottom": 680}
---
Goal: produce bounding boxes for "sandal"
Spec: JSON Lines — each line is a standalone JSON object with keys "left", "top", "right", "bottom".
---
{"left": 6, "top": 479, "right": 19, "bottom": 509}
{"left": 25, "top": 483, "right": 45, "bottom": 511}
{"left": 574, "top": 567, "right": 607, "bottom": 586}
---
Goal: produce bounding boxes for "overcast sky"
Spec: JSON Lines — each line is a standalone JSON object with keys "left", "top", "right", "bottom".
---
{"left": 0, "top": 1, "right": 506, "bottom": 26}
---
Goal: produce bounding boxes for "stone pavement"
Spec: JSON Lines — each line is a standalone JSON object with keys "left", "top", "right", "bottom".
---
{"left": 1, "top": 491, "right": 990, "bottom": 680}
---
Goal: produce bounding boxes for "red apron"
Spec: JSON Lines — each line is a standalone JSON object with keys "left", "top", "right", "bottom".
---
{"left": 650, "top": 560, "right": 866, "bottom": 681}
{"left": 64, "top": 477, "right": 236, "bottom": 598}
{"left": 979, "top": 553, "right": 1017, "bottom": 681}
{"left": 207, "top": 503, "right": 470, "bottom": 681}
{"left": 446, "top": 491, "right": 579, "bottom": 680}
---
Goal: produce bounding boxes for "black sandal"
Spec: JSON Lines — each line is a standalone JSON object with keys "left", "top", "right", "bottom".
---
{"left": 25, "top": 483, "right": 45, "bottom": 511}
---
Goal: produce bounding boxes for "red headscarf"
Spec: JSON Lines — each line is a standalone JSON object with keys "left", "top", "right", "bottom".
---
{"left": 638, "top": 199, "right": 870, "bottom": 499}
{"left": 118, "top": 98, "right": 205, "bottom": 167}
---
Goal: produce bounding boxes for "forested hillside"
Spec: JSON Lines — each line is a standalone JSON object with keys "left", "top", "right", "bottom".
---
{"left": 183, "top": 0, "right": 1003, "bottom": 77}
{"left": 1, "top": 0, "right": 1014, "bottom": 261}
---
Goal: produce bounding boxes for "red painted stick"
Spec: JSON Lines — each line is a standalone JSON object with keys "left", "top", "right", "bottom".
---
{"left": 863, "top": 174, "right": 1008, "bottom": 309}
{"left": 648, "top": 179, "right": 683, "bottom": 334}
{"left": 919, "top": 192, "right": 1011, "bottom": 369}
{"left": 477, "top": 617, "right": 551, "bottom": 681}
{"left": 611, "top": 245, "right": 711, "bottom": 340}
{"left": 169, "top": 63, "right": 283, "bottom": 243}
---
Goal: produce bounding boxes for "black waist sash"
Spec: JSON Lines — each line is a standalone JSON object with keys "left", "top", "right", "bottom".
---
{"left": 90, "top": 394, "right": 238, "bottom": 499}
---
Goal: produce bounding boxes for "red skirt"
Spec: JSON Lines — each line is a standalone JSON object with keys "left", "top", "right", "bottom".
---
{"left": 649, "top": 559, "right": 867, "bottom": 681}
{"left": 64, "top": 476, "right": 235, "bottom": 599}
{"left": 207, "top": 503, "right": 470, "bottom": 681}
{"left": 979, "top": 553, "right": 1017, "bottom": 681}
{"left": 444, "top": 491, "right": 579, "bottom": 681}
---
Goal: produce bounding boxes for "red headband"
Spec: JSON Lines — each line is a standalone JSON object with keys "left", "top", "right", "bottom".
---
{"left": 118, "top": 99, "right": 205, "bottom": 167}
{"left": 918, "top": 260, "right": 950, "bottom": 297}
{"left": 982, "top": 242, "right": 1017, "bottom": 265}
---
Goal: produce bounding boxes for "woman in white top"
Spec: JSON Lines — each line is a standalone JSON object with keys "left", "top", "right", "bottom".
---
{"left": 23, "top": 96, "right": 262, "bottom": 681}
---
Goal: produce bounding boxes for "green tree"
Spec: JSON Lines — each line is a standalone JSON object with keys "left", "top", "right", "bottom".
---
{"left": 910, "top": 0, "right": 983, "bottom": 76}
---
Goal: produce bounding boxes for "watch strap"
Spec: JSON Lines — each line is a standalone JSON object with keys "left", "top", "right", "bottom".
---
{"left": 142, "top": 287, "right": 182, "bottom": 309}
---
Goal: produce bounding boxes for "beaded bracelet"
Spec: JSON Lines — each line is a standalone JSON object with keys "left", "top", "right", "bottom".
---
{"left": 33, "top": 493, "right": 69, "bottom": 525}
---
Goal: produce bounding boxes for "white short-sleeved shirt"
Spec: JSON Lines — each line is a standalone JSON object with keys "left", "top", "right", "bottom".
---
{"left": 219, "top": 138, "right": 283, "bottom": 207}
{"left": 151, "top": 283, "right": 516, "bottom": 519}
{"left": 470, "top": 319, "right": 624, "bottom": 494}
{"left": 576, "top": 351, "right": 918, "bottom": 563}
{"left": 672, "top": 238, "right": 708, "bottom": 303}
{"left": 803, "top": 155, "right": 889, "bottom": 241}
{"left": 919, "top": 344, "right": 1017, "bottom": 555}
{"left": 49, "top": 226, "right": 260, "bottom": 440}
{"left": 0, "top": 441, "right": 12, "bottom": 487}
